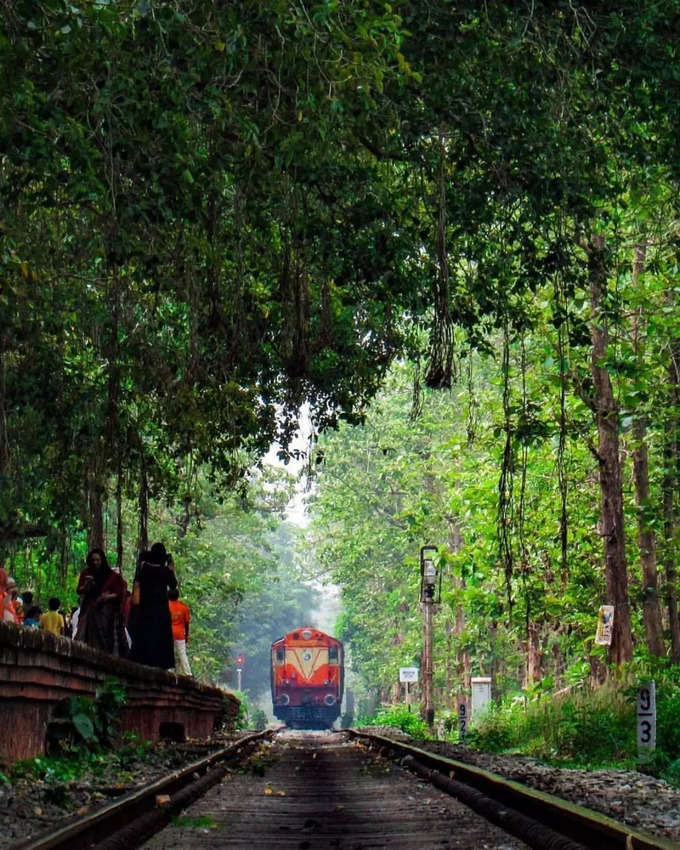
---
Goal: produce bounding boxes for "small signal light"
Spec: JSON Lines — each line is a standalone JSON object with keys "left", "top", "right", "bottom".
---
{"left": 236, "top": 654, "right": 244, "bottom": 666}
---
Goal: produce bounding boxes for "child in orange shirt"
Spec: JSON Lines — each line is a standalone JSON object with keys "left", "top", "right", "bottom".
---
{"left": 168, "top": 588, "right": 192, "bottom": 676}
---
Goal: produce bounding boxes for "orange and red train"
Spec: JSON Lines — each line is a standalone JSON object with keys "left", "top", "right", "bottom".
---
{"left": 270, "top": 627, "right": 344, "bottom": 729}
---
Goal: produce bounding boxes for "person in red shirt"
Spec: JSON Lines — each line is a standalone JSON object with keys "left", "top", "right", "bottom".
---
{"left": 168, "top": 588, "right": 192, "bottom": 676}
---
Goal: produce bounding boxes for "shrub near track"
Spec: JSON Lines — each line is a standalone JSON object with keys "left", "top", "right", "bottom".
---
{"left": 362, "top": 673, "right": 680, "bottom": 789}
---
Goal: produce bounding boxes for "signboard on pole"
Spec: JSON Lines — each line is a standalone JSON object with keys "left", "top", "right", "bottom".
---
{"left": 399, "top": 667, "right": 419, "bottom": 683}
{"left": 637, "top": 681, "right": 656, "bottom": 755}
{"left": 595, "top": 605, "right": 615, "bottom": 645}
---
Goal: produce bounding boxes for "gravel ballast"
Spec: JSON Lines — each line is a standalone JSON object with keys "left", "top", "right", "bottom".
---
{"left": 2, "top": 727, "right": 680, "bottom": 847}
{"left": 359, "top": 726, "right": 680, "bottom": 843}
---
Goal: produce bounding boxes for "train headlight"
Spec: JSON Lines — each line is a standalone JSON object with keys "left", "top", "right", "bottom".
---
{"left": 277, "top": 693, "right": 290, "bottom": 706}
{"left": 323, "top": 694, "right": 336, "bottom": 707}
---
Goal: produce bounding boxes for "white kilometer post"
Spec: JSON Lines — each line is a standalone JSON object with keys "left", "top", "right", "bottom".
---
{"left": 637, "top": 681, "right": 656, "bottom": 757}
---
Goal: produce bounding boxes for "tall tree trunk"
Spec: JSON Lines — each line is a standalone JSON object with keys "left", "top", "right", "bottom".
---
{"left": 59, "top": 523, "right": 69, "bottom": 588}
{"left": 524, "top": 621, "right": 543, "bottom": 686}
{"left": 115, "top": 463, "right": 124, "bottom": 572}
{"left": 0, "top": 334, "right": 8, "bottom": 475}
{"left": 445, "top": 619, "right": 454, "bottom": 709}
{"left": 588, "top": 234, "right": 633, "bottom": 665}
{"left": 663, "top": 325, "right": 680, "bottom": 661}
{"left": 138, "top": 453, "right": 149, "bottom": 553}
{"left": 106, "top": 276, "right": 124, "bottom": 571}
{"left": 447, "top": 520, "right": 470, "bottom": 707}
{"left": 86, "top": 462, "right": 105, "bottom": 551}
{"left": 630, "top": 243, "right": 665, "bottom": 656}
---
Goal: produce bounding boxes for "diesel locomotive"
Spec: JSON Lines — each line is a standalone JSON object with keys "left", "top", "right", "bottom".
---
{"left": 271, "top": 627, "right": 344, "bottom": 729}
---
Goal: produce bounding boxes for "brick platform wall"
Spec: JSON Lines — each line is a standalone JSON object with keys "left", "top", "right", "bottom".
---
{"left": 0, "top": 622, "right": 239, "bottom": 765}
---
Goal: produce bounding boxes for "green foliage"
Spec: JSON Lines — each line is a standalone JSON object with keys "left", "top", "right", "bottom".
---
{"left": 360, "top": 704, "right": 429, "bottom": 739}
{"left": 171, "top": 816, "right": 218, "bottom": 829}
{"left": 250, "top": 709, "right": 267, "bottom": 731}
{"left": 466, "top": 685, "right": 637, "bottom": 767}
{"left": 49, "top": 678, "right": 126, "bottom": 754}
{"left": 9, "top": 731, "right": 158, "bottom": 792}
{"left": 460, "top": 678, "right": 680, "bottom": 789}
{"left": 2, "top": 1, "right": 680, "bottom": 761}
{"left": 232, "top": 691, "right": 249, "bottom": 730}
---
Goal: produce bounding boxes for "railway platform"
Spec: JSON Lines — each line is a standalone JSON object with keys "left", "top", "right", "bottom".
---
{"left": 0, "top": 621, "right": 238, "bottom": 765}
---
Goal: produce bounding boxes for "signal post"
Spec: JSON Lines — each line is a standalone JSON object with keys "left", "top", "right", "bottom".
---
{"left": 419, "top": 545, "right": 440, "bottom": 731}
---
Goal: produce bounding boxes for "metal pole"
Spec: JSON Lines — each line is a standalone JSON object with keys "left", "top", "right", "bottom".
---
{"left": 237, "top": 667, "right": 242, "bottom": 691}
{"left": 423, "top": 597, "right": 434, "bottom": 729}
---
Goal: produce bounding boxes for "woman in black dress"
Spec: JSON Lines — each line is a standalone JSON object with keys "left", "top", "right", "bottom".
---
{"left": 129, "top": 542, "right": 177, "bottom": 669}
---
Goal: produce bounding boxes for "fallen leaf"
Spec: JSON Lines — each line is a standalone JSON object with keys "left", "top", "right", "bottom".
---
{"left": 33, "top": 807, "right": 42, "bottom": 816}
{"left": 155, "top": 794, "right": 171, "bottom": 806}
{"left": 264, "top": 786, "right": 286, "bottom": 796}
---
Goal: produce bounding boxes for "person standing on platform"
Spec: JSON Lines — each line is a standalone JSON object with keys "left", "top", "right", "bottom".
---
{"left": 3, "top": 576, "right": 21, "bottom": 624}
{"left": 129, "top": 543, "right": 176, "bottom": 669}
{"left": 168, "top": 588, "right": 192, "bottom": 676}
{"left": 40, "top": 598, "right": 65, "bottom": 636}
{"left": 0, "top": 568, "right": 8, "bottom": 620}
{"left": 23, "top": 605, "right": 41, "bottom": 628}
{"left": 75, "top": 548, "right": 125, "bottom": 654}
{"left": 0, "top": 569, "right": 19, "bottom": 624}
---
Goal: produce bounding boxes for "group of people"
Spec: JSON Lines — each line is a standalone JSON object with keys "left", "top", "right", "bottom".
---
{"left": 0, "top": 543, "right": 192, "bottom": 676}
{"left": 0, "top": 568, "right": 64, "bottom": 634}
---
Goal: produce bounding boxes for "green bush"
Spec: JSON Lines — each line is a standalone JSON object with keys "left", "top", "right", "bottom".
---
{"left": 47, "top": 678, "right": 127, "bottom": 755}
{"left": 466, "top": 709, "right": 515, "bottom": 752}
{"left": 233, "top": 692, "right": 249, "bottom": 729}
{"left": 250, "top": 709, "right": 267, "bottom": 730}
{"left": 663, "top": 759, "right": 680, "bottom": 786}
{"left": 466, "top": 684, "right": 636, "bottom": 765}
{"left": 359, "top": 704, "right": 429, "bottom": 738}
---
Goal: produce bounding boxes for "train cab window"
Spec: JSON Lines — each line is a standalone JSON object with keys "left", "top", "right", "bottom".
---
{"left": 328, "top": 646, "right": 338, "bottom": 663}
{"left": 276, "top": 647, "right": 285, "bottom": 664}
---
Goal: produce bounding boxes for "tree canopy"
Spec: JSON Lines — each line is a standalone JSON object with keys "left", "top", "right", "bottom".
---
{"left": 2, "top": 1, "right": 680, "bottom": 679}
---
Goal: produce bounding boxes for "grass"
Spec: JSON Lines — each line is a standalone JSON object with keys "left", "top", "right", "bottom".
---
{"left": 467, "top": 684, "right": 636, "bottom": 765}
{"left": 358, "top": 704, "right": 430, "bottom": 738}
{"left": 7, "top": 732, "right": 157, "bottom": 786}
{"left": 171, "top": 815, "right": 219, "bottom": 829}
{"left": 360, "top": 669, "right": 680, "bottom": 789}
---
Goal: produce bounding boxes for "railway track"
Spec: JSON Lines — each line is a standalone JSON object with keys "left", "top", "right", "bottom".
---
{"left": 11, "top": 730, "right": 677, "bottom": 850}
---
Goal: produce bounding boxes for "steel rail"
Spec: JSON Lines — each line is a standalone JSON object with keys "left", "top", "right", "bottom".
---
{"left": 347, "top": 730, "right": 677, "bottom": 850}
{"left": 11, "top": 729, "right": 275, "bottom": 850}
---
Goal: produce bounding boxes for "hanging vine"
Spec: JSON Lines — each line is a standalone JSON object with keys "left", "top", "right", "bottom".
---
{"left": 518, "top": 334, "right": 530, "bottom": 629}
{"left": 497, "top": 325, "right": 514, "bottom": 612}
{"left": 553, "top": 273, "right": 569, "bottom": 586}
{"left": 410, "top": 357, "right": 424, "bottom": 422}
{"left": 425, "top": 134, "right": 454, "bottom": 389}
{"left": 466, "top": 354, "right": 479, "bottom": 445}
